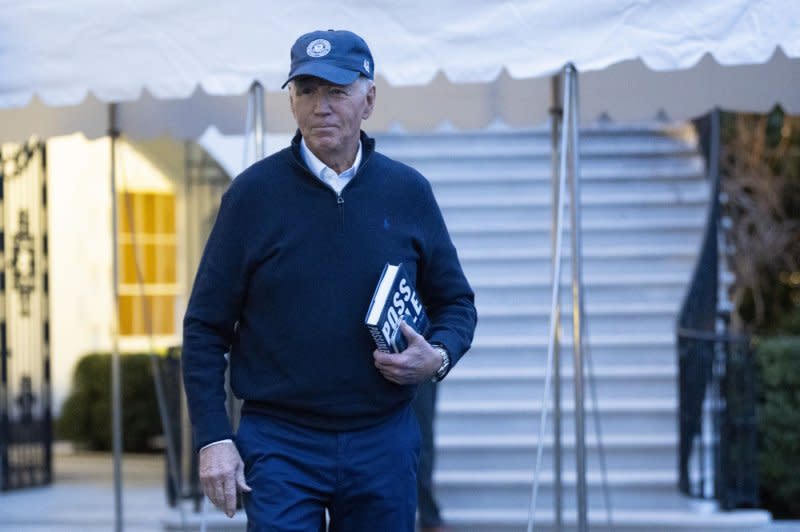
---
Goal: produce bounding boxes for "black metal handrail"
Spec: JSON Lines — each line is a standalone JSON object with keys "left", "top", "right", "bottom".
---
{"left": 676, "top": 110, "right": 758, "bottom": 509}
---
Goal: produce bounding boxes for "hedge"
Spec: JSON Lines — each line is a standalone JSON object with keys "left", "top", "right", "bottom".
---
{"left": 757, "top": 336, "right": 800, "bottom": 518}
{"left": 57, "top": 352, "right": 164, "bottom": 452}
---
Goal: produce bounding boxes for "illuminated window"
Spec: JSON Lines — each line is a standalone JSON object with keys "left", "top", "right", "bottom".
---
{"left": 117, "top": 191, "right": 177, "bottom": 337}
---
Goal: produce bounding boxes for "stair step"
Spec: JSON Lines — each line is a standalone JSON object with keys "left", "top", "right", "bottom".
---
{"left": 476, "top": 301, "right": 678, "bottom": 314}
{"left": 473, "top": 303, "right": 680, "bottom": 332}
{"left": 459, "top": 242, "right": 698, "bottom": 260}
{"left": 439, "top": 188, "right": 708, "bottom": 208}
{"left": 377, "top": 127, "right": 698, "bottom": 159}
{"left": 415, "top": 156, "right": 705, "bottom": 181}
{"left": 471, "top": 270, "right": 690, "bottom": 286}
{"left": 443, "top": 204, "right": 706, "bottom": 227}
{"left": 441, "top": 365, "right": 676, "bottom": 401}
{"left": 439, "top": 508, "right": 771, "bottom": 532}
{"left": 470, "top": 270, "right": 691, "bottom": 308}
{"left": 460, "top": 244, "right": 698, "bottom": 276}
{"left": 463, "top": 334, "right": 677, "bottom": 368}
{"left": 475, "top": 284, "right": 687, "bottom": 306}
{"left": 471, "top": 270, "right": 730, "bottom": 306}
{"left": 449, "top": 215, "right": 704, "bottom": 231}
{"left": 435, "top": 469, "right": 682, "bottom": 510}
{"left": 436, "top": 434, "right": 677, "bottom": 472}
{"left": 474, "top": 313, "right": 676, "bottom": 337}
{"left": 436, "top": 399, "right": 676, "bottom": 437}
{"left": 464, "top": 258, "right": 693, "bottom": 277}
{"left": 431, "top": 179, "right": 708, "bottom": 204}
{"left": 450, "top": 221, "right": 704, "bottom": 251}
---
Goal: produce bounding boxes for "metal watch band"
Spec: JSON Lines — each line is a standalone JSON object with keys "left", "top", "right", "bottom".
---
{"left": 433, "top": 345, "right": 450, "bottom": 382}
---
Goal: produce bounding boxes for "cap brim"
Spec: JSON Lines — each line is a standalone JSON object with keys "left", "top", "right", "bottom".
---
{"left": 282, "top": 63, "right": 362, "bottom": 89}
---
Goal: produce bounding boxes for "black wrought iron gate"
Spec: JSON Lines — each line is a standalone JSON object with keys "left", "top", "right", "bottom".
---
{"left": 0, "top": 140, "right": 51, "bottom": 491}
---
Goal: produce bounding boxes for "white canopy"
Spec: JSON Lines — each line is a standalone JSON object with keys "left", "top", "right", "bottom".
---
{"left": 1, "top": 0, "right": 799, "bottom": 141}
{"left": 4, "top": 3, "right": 796, "bottom": 523}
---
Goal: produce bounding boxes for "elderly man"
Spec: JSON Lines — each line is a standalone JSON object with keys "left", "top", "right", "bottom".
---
{"left": 182, "top": 29, "right": 476, "bottom": 531}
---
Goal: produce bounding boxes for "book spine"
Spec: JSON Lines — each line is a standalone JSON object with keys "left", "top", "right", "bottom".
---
{"left": 367, "top": 323, "right": 392, "bottom": 352}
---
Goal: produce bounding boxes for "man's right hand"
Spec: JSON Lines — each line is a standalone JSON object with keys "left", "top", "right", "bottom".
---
{"left": 373, "top": 320, "right": 442, "bottom": 384}
{"left": 198, "top": 440, "right": 252, "bottom": 517}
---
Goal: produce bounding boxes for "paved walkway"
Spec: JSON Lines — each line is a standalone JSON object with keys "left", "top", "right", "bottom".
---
{"left": 1, "top": 447, "right": 798, "bottom": 531}
{"left": 0, "top": 447, "right": 245, "bottom": 531}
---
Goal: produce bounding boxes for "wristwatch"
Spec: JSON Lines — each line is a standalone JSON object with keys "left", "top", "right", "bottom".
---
{"left": 432, "top": 345, "right": 450, "bottom": 382}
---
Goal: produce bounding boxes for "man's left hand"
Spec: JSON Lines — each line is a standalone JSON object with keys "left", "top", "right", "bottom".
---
{"left": 373, "top": 320, "right": 442, "bottom": 384}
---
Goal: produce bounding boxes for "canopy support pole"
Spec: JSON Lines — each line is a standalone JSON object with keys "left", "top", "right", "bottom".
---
{"left": 251, "top": 82, "right": 266, "bottom": 161}
{"left": 240, "top": 81, "right": 267, "bottom": 171}
{"left": 108, "top": 103, "right": 124, "bottom": 532}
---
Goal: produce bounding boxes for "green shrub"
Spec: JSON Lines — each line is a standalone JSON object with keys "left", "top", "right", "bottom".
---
{"left": 757, "top": 336, "right": 800, "bottom": 517}
{"left": 775, "top": 305, "right": 800, "bottom": 335}
{"left": 57, "top": 352, "right": 164, "bottom": 452}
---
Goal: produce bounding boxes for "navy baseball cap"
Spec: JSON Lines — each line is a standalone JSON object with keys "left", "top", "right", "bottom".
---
{"left": 283, "top": 30, "right": 374, "bottom": 88}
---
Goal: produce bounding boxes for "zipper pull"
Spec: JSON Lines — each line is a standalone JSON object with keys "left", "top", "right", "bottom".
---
{"left": 336, "top": 193, "right": 345, "bottom": 232}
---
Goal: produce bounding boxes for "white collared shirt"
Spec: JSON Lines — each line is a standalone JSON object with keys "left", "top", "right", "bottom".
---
{"left": 300, "top": 138, "right": 362, "bottom": 194}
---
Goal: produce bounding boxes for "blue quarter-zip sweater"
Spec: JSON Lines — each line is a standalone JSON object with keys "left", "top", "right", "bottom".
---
{"left": 183, "top": 132, "right": 477, "bottom": 450}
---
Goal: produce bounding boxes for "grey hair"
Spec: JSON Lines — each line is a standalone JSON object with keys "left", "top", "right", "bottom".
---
{"left": 288, "top": 75, "right": 373, "bottom": 95}
{"left": 357, "top": 76, "right": 374, "bottom": 93}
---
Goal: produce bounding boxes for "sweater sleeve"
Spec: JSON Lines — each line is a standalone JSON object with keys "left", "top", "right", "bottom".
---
{"left": 417, "top": 180, "right": 478, "bottom": 367}
{"left": 182, "top": 185, "right": 252, "bottom": 451}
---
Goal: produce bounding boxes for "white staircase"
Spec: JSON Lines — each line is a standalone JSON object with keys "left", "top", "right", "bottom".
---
{"left": 375, "top": 125, "right": 771, "bottom": 532}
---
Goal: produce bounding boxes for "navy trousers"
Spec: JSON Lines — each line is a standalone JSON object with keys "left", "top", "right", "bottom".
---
{"left": 235, "top": 405, "right": 420, "bottom": 532}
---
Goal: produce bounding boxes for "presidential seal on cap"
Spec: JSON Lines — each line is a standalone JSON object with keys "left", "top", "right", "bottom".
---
{"left": 283, "top": 29, "right": 374, "bottom": 88}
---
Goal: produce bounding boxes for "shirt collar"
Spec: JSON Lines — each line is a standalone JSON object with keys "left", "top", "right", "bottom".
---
{"left": 300, "top": 137, "right": 362, "bottom": 180}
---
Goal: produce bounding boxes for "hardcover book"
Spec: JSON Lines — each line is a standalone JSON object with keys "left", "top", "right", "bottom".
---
{"left": 365, "top": 262, "right": 430, "bottom": 353}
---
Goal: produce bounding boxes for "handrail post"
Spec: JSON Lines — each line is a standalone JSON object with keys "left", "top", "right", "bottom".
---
{"left": 528, "top": 63, "right": 591, "bottom": 532}
{"left": 565, "top": 64, "right": 588, "bottom": 532}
